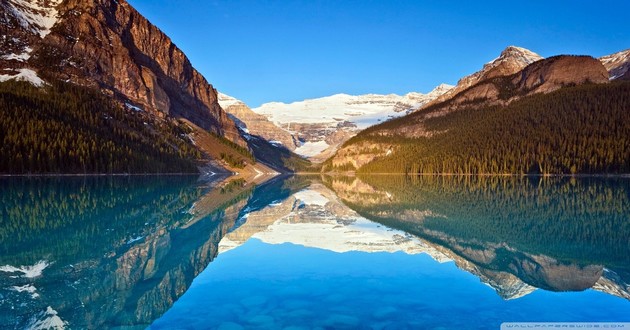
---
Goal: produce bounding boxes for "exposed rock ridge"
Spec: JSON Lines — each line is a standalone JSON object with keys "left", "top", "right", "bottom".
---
{"left": 424, "top": 46, "right": 543, "bottom": 109}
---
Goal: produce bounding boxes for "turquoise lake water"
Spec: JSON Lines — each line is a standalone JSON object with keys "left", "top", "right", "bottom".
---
{"left": 1, "top": 175, "right": 629, "bottom": 329}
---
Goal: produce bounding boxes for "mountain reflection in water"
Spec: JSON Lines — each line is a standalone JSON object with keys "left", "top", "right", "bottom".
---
{"left": 1, "top": 175, "right": 629, "bottom": 329}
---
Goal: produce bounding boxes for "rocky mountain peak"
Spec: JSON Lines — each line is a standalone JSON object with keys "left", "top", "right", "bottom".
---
{"left": 426, "top": 83, "right": 454, "bottom": 97}
{"left": 470, "top": 45, "right": 543, "bottom": 83}
{"left": 496, "top": 46, "right": 542, "bottom": 66}
{"left": 217, "top": 92, "right": 298, "bottom": 150}
{"left": 423, "top": 46, "right": 543, "bottom": 109}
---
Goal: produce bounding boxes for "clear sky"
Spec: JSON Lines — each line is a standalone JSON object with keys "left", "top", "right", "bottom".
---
{"left": 127, "top": 0, "right": 629, "bottom": 107}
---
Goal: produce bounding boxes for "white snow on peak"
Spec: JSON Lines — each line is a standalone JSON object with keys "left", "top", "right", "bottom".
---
{"left": 252, "top": 85, "right": 452, "bottom": 130}
{"left": 217, "top": 92, "right": 245, "bottom": 109}
{"left": 6, "top": 0, "right": 63, "bottom": 38}
{"left": 27, "top": 306, "right": 67, "bottom": 330}
{"left": 0, "top": 68, "right": 46, "bottom": 87}
{"left": 253, "top": 216, "right": 452, "bottom": 258}
{"left": 0, "top": 260, "right": 50, "bottom": 278}
{"left": 426, "top": 83, "right": 455, "bottom": 97}
{"left": 485, "top": 45, "right": 542, "bottom": 67}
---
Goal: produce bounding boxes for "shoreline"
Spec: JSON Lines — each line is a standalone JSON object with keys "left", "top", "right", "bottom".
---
{"left": 312, "top": 172, "right": 630, "bottom": 178}
{"left": 0, "top": 172, "right": 202, "bottom": 178}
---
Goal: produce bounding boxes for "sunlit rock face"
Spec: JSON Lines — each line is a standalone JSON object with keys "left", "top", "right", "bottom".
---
{"left": 424, "top": 46, "right": 543, "bottom": 110}
{"left": 0, "top": 0, "right": 244, "bottom": 145}
{"left": 218, "top": 93, "right": 299, "bottom": 151}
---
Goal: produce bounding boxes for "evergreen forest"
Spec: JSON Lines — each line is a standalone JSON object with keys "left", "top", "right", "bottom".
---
{"left": 348, "top": 82, "right": 630, "bottom": 174}
{"left": 0, "top": 81, "right": 201, "bottom": 174}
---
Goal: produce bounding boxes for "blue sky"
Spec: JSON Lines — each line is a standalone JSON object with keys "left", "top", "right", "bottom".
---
{"left": 127, "top": 0, "right": 629, "bottom": 107}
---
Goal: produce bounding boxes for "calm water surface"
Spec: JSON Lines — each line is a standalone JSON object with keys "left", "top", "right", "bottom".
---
{"left": 1, "top": 175, "right": 629, "bottom": 329}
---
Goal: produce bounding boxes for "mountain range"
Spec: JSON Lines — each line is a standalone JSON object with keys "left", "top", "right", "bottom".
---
{"left": 219, "top": 84, "right": 453, "bottom": 161}
{"left": 326, "top": 48, "right": 630, "bottom": 174}
{"left": 1, "top": 0, "right": 629, "bottom": 175}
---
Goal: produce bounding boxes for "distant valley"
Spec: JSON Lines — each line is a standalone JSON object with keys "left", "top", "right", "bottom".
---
{"left": 219, "top": 84, "right": 453, "bottom": 162}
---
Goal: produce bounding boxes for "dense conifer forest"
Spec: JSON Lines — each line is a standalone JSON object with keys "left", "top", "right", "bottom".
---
{"left": 0, "top": 81, "right": 202, "bottom": 174}
{"left": 347, "top": 82, "right": 630, "bottom": 174}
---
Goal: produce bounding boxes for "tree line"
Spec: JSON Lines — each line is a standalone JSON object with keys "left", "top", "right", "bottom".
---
{"left": 0, "top": 80, "right": 201, "bottom": 174}
{"left": 349, "top": 82, "right": 630, "bottom": 174}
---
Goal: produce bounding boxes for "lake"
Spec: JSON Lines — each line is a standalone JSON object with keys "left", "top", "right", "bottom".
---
{"left": 1, "top": 175, "right": 629, "bottom": 329}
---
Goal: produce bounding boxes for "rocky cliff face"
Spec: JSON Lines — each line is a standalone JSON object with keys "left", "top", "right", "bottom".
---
{"left": 0, "top": 0, "right": 244, "bottom": 145}
{"left": 218, "top": 93, "right": 299, "bottom": 150}
{"left": 513, "top": 55, "right": 609, "bottom": 93}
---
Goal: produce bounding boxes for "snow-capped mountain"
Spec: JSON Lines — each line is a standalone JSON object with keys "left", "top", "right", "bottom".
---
{"left": 599, "top": 48, "right": 630, "bottom": 80}
{"left": 249, "top": 84, "right": 453, "bottom": 159}
{"left": 423, "top": 46, "right": 543, "bottom": 109}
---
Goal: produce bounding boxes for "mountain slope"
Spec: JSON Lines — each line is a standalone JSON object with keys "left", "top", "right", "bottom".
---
{"left": 250, "top": 84, "right": 453, "bottom": 160}
{"left": 1, "top": 0, "right": 244, "bottom": 139}
{"left": 218, "top": 93, "right": 298, "bottom": 150}
{"left": 0, "top": 0, "right": 258, "bottom": 174}
{"left": 599, "top": 49, "right": 630, "bottom": 80}
{"left": 0, "top": 80, "right": 200, "bottom": 173}
{"left": 423, "top": 46, "right": 542, "bottom": 109}
{"left": 327, "top": 54, "right": 626, "bottom": 174}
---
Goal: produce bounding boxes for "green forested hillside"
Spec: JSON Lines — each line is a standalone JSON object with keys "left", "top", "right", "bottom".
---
{"left": 350, "top": 82, "right": 630, "bottom": 174}
{"left": 0, "top": 81, "right": 201, "bottom": 174}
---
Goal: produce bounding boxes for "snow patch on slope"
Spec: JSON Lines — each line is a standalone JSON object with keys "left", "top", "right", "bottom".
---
{"left": 599, "top": 49, "right": 630, "bottom": 80}
{"left": 2, "top": 47, "right": 32, "bottom": 62}
{"left": 11, "top": 284, "right": 40, "bottom": 299}
{"left": 0, "top": 68, "right": 46, "bottom": 86}
{"left": 6, "top": 0, "right": 63, "bottom": 38}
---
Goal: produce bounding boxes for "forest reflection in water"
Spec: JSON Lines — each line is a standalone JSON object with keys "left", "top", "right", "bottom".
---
{"left": 1, "top": 175, "right": 629, "bottom": 329}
